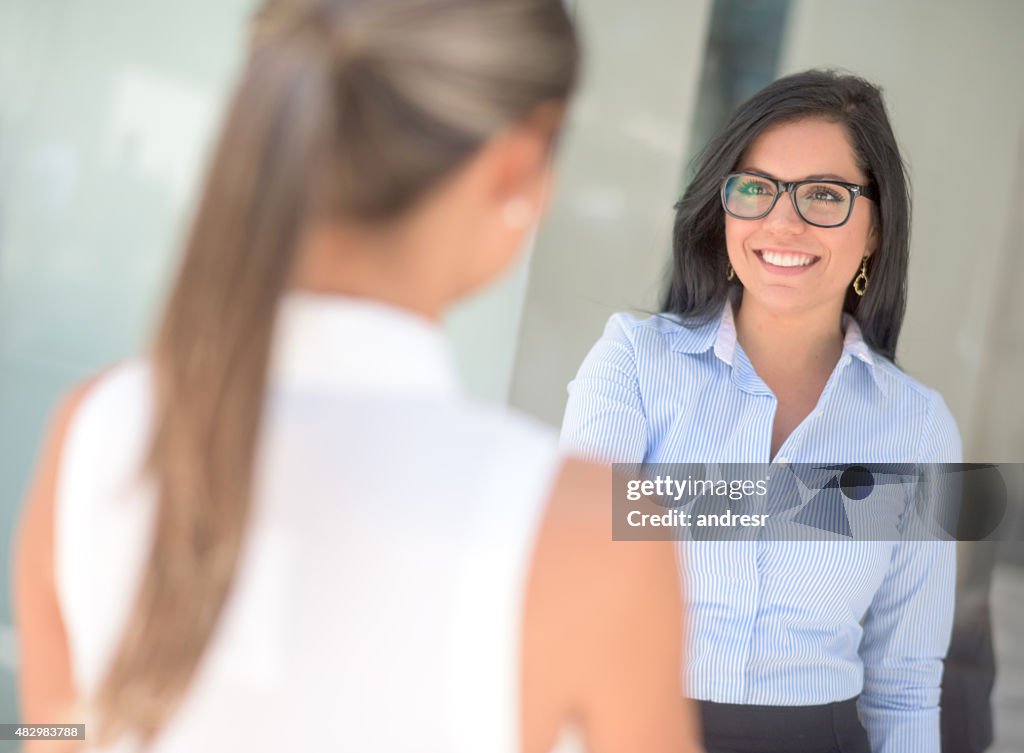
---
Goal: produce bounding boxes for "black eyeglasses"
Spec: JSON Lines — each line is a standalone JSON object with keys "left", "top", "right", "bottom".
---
{"left": 721, "top": 171, "right": 877, "bottom": 228}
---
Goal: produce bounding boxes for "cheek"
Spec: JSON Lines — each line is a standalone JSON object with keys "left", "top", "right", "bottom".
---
{"left": 831, "top": 224, "right": 872, "bottom": 264}
{"left": 724, "top": 217, "right": 749, "bottom": 258}
{"left": 842, "top": 207, "right": 875, "bottom": 254}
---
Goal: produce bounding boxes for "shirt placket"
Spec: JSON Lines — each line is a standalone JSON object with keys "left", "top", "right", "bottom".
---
{"left": 723, "top": 346, "right": 855, "bottom": 700}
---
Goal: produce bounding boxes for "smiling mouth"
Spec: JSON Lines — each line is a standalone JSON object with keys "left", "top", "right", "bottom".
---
{"left": 754, "top": 249, "right": 821, "bottom": 269}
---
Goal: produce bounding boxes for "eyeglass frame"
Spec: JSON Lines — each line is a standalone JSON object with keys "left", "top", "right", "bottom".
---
{"left": 720, "top": 171, "right": 878, "bottom": 228}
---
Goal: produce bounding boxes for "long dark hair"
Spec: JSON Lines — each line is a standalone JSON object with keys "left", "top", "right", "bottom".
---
{"left": 92, "top": 0, "right": 578, "bottom": 746}
{"left": 662, "top": 69, "right": 911, "bottom": 361}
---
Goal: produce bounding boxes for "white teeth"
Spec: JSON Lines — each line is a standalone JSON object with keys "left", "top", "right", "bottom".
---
{"left": 760, "top": 250, "right": 816, "bottom": 267}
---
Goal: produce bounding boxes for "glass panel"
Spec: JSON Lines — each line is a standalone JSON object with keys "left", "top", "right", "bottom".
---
{"left": 684, "top": 0, "right": 792, "bottom": 180}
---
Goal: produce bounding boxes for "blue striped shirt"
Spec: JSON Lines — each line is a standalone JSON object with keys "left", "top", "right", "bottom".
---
{"left": 560, "top": 301, "right": 961, "bottom": 753}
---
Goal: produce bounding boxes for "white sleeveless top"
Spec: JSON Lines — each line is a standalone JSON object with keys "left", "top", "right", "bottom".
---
{"left": 54, "top": 292, "right": 565, "bottom": 753}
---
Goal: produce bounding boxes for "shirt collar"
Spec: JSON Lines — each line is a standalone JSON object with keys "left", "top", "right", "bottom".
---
{"left": 671, "top": 300, "right": 883, "bottom": 391}
{"left": 269, "top": 291, "right": 461, "bottom": 397}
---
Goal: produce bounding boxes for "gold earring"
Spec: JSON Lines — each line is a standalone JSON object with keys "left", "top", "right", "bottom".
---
{"left": 727, "top": 263, "right": 735, "bottom": 281}
{"left": 852, "top": 256, "right": 869, "bottom": 297}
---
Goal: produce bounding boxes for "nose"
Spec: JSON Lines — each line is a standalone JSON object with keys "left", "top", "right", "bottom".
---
{"left": 763, "top": 189, "right": 806, "bottom": 232}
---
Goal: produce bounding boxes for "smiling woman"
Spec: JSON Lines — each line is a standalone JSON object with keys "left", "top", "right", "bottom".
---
{"left": 724, "top": 119, "right": 879, "bottom": 323}
{"left": 662, "top": 70, "right": 911, "bottom": 364}
{"left": 561, "top": 69, "right": 961, "bottom": 753}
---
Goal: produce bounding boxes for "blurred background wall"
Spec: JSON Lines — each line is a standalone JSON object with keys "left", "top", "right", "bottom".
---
{"left": 0, "top": 0, "right": 1021, "bottom": 749}
{"left": 508, "top": 0, "right": 713, "bottom": 420}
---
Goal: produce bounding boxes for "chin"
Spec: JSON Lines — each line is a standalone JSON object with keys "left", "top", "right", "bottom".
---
{"left": 744, "top": 286, "right": 833, "bottom": 316}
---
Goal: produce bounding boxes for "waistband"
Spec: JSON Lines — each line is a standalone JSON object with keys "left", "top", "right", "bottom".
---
{"left": 698, "top": 697, "right": 867, "bottom": 753}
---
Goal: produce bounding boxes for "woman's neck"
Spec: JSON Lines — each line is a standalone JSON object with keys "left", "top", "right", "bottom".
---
{"left": 733, "top": 294, "right": 845, "bottom": 383}
{"left": 291, "top": 220, "right": 449, "bottom": 321}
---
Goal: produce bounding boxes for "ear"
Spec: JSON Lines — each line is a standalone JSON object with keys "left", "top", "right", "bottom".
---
{"left": 487, "top": 101, "right": 566, "bottom": 211}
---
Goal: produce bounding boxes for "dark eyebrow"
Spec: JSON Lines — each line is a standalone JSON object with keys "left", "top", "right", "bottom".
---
{"left": 742, "top": 167, "right": 856, "bottom": 183}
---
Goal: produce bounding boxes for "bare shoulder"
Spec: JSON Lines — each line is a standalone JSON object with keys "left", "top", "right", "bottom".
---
{"left": 522, "top": 457, "right": 702, "bottom": 753}
{"left": 17, "top": 371, "right": 112, "bottom": 553}
{"left": 540, "top": 457, "right": 680, "bottom": 607}
{"left": 15, "top": 367, "right": 122, "bottom": 731}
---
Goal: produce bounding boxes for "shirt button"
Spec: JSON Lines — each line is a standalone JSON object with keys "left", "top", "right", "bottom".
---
{"left": 775, "top": 456, "right": 789, "bottom": 466}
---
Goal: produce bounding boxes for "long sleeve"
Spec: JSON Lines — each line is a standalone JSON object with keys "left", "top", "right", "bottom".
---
{"left": 559, "top": 313, "right": 649, "bottom": 464}
{"left": 857, "top": 389, "right": 962, "bottom": 753}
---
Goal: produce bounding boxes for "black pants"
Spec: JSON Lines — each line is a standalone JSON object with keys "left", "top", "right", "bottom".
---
{"left": 699, "top": 698, "right": 871, "bottom": 753}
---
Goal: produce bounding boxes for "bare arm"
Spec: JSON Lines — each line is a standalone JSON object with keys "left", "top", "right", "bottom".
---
{"left": 13, "top": 381, "right": 97, "bottom": 750}
{"left": 522, "top": 458, "right": 702, "bottom": 753}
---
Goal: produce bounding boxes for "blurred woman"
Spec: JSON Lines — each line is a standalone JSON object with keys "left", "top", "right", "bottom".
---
{"left": 562, "top": 70, "right": 960, "bottom": 753}
{"left": 13, "top": 1, "right": 701, "bottom": 751}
